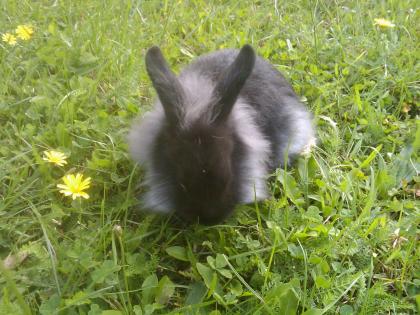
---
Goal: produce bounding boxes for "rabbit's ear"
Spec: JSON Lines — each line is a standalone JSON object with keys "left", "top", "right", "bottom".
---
{"left": 145, "top": 46, "right": 184, "bottom": 125}
{"left": 211, "top": 45, "right": 256, "bottom": 124}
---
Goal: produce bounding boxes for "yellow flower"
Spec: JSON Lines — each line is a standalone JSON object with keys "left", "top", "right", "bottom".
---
{"left": 57, "top": 173, "right": 91, "bottom": 200}
{"left": 2, "top": 33, "right": 17, "bottom": 45}
{"left": 15, "top": 24, "right": 34, "bottom": 40}
{"left": 43, "top": 150, "right": 68, "bottom": 166}
{"left": 374, "top": 18, "right": 395, "bottom": 28}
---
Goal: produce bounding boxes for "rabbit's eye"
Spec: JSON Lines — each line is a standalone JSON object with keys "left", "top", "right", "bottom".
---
{"left": 179, "top": 183, "right": 187, "bottom": 192}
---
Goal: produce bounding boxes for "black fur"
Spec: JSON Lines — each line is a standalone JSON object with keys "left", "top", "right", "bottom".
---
{"left": 211, "top": 44, "right": 256, "bottom": 124}
{"left": 145, "top": 46, "right": 185, "bottom": 126}
{"left": 152, "top": 120, "right": 245, "bottom": 225}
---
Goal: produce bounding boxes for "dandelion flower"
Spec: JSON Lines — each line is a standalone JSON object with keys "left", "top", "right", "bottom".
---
{"left": 2, "top": 33, "right": 17, "bottom": 45}
{"left": 374, "top": 18, "right": 395, "bottom": 28}
{"left": 57, "top": 173, "right": 91, "bottom": 200}
{"left": 15, "top": 24, "right": 34, "bottom": 40}
{"left": 43, "top": 150, "right": 68, "bottom": 166}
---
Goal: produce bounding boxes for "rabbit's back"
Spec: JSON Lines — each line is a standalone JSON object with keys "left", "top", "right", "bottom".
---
{"left": 180, "top": 49, "right": 315, "bottom": 169}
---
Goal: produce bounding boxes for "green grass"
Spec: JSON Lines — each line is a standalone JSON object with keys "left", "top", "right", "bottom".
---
{"left": 1, "top": 0, "right": 419, "bottom": 314}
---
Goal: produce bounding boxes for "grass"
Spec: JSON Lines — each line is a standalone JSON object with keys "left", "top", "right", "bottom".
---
{"left": 0, "top": 0, "right": 419, "bottom": 314}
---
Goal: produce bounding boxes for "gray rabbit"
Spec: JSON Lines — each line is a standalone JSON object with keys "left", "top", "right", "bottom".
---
{"left": 129, "top": 45, "right": 315, "bottom": 225}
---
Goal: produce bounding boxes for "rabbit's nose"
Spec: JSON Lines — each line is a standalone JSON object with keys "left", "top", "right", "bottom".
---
{"left": 176, "top": 208, "right": 226, "bottom": 226}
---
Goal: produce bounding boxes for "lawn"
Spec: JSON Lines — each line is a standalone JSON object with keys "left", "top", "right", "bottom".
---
{"left": 0, "top": 0, "right": 419, "bottom": 314}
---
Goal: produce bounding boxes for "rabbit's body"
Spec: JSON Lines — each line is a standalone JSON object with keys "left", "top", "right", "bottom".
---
{"left": 129, "top": 45, "right": 314, "bottom": 224}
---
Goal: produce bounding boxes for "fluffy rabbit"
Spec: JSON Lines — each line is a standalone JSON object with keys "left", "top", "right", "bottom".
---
{"left": 129, "top": 45, "right": 315, "bottom": 225}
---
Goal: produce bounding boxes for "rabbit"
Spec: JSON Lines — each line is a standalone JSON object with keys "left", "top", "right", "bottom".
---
{"left": 128, "top": 44, "right": 315, "bottom": 225}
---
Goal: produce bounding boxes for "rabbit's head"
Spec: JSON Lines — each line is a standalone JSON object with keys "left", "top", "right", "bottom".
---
{"left": 144, "top": 45, "right": 255, "bottom": 224}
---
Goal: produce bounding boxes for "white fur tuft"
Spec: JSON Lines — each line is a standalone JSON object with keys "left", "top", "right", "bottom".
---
{"left": 128, "top": 107, "right": 173, "bottom": 213}
{"left": 230, "top": 99, "right": 271, "bottom": 203}
{"left": 282, "top": 102, "right": 316, "bottom": 158}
